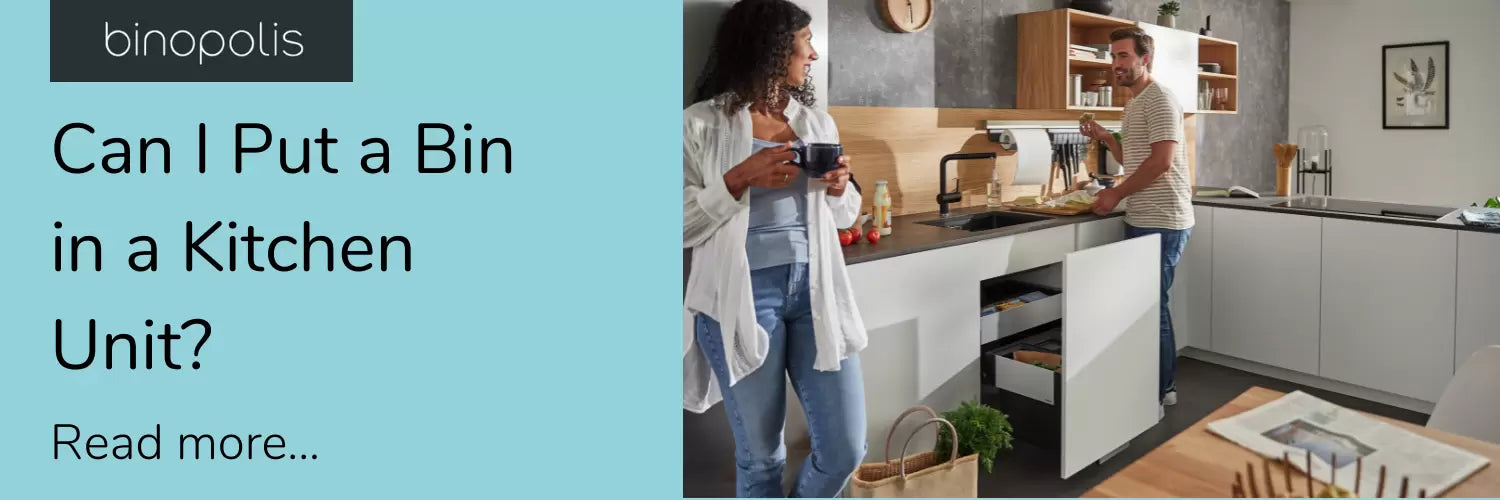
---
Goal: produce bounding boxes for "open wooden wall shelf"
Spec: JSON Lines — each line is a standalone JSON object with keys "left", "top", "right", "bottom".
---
{"left": 1197, "top": 34, "right": 1239, "bottom": 114}
{"left": 1018, "top": 8, "right": 1240, "bottom": 115}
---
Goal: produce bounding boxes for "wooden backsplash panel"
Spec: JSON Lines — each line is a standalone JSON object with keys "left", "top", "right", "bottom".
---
{"left": 831, "top": 106, "right": 1196, "bottom": 218}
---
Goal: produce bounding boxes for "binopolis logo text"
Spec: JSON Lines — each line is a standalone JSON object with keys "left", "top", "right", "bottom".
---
{"left": 104, "top": 21, "right": 304, "bottom": 66}
{"left": 51, "top": 0, "right": 351, "bottom": 82}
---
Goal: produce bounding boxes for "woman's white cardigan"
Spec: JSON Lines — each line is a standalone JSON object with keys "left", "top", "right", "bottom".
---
{"left": 682, "top": 97, "right": 868, "bottom": 414}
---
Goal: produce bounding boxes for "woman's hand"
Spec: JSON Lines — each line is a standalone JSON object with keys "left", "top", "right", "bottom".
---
{"left": 723, "top": 143, "right": 801, "bottom": 199}
{"left": 822, "top": 155, "right": 852, "bottom": 196}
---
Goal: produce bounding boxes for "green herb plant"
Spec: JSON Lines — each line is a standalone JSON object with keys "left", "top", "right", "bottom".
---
{"left": 1158, "top": 1, "right": 1182, "bottom": 16}
{"left": 933, "top": 400, "right": 1014, "bottom": 474}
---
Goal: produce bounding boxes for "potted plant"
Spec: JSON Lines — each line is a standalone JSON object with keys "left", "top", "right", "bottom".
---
{"left": 933, "top": 400, "right": 1014, "bottom": 474}
{"left": 1157, "top": 1, "right": 1181, "bottom": 28}
{"left": 1069, "top": 0, "right": 1114, "bottom": 16}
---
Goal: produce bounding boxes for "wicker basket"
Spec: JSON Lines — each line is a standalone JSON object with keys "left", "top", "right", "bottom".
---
{"left": 849, "top": 406, "right": 979, "bottom": 498}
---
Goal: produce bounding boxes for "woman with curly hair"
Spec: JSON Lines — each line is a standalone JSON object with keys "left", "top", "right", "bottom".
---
{"left": 682, "top": 0, "right": 868, "bottom": 497}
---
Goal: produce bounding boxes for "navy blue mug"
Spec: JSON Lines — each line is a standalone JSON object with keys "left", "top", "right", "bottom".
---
{"left": 791, "top": 143, "right": 843, "bottom": 178}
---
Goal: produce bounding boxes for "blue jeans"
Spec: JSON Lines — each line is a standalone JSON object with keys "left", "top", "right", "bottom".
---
{"left": 695, "top": 263, "right": 868, "bottom": 498}
{"left": 1124, "top": 224, "right": 1192, "bottom": 401}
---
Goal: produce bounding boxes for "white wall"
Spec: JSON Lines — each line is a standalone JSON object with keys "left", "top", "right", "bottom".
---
{"left": 1289, "top": 0, "right": 1500, "bottom": 207}
{"left": 683, "top": 0, "right": 829, "bottom": 109}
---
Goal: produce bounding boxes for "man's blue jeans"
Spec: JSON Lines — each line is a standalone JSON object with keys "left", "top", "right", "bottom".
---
{"left": 694, "top": 263, "right": 867, "bottom": 498}
{"left": 1124, "top": 224, "right": 1192, "bottom": 401}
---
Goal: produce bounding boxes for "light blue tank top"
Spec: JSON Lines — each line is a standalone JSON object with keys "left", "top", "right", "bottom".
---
{"left": 743, "top": 138, "right": 809, "bottom": 270}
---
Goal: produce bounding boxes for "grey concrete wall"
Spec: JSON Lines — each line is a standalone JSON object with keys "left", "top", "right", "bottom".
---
{"left": 828, "top": 0, "right": 1291, "bottom": 192}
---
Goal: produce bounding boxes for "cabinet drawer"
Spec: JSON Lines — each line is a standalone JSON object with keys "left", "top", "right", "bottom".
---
{"left": 979, "top": 281, "right": 1063, "bottom": 344}
{"left": 983, "top": 329, "right": 1063, "bottom": 450}
{"left": 983, "top": 329, "right": 1062, "bottom": 405}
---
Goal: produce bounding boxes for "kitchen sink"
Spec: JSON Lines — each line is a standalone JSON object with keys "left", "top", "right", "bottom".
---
{"left": 916, "top": 211, "right": 1052, "bottom": 232}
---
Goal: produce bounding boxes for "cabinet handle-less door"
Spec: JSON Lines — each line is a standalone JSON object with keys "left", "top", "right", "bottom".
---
{"left": 1060, "top": 233, "right": 1160, "bottom": 479}
{"left": 1135, "top": 22, "right": 1200, "bottom": 112}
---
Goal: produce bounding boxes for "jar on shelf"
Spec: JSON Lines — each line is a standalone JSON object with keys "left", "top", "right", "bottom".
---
{"left": 1071, "top": 74, "right": 1083, "bottom": 106}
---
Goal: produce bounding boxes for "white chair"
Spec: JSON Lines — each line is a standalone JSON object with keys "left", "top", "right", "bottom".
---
{"left": 1427, "top": 345, "right": 1500, "bottom": 444}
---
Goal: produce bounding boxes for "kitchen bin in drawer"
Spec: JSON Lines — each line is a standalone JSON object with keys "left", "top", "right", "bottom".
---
{"left": 982, "top": 328, "right": 1063, "bottom": 449}
{"left": 979, "top": 280, "right": 1062, "bottom": 344}
{"left": 982, "top": 328, "right": 1062, "bottom": 405}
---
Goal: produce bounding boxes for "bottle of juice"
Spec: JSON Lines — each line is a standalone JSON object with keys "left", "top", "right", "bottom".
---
{"left": 874, "top": 180, "right": 893, "bottom": 236}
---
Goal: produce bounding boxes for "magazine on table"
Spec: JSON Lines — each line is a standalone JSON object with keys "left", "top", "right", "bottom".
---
{"left": 1206, "top": 391, "right": 1490, "bottom": 497}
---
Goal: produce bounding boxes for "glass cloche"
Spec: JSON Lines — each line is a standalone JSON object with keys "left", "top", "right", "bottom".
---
{"left": 1297, "top": 125, "right": 1331, "bottom": 171}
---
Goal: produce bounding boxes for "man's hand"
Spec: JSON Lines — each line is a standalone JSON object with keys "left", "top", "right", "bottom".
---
{"left": 1080, "top": 119, "right": 1113, "bottom": 143}
{"left": 1092, "top": 188, "right": 1122, "bottom": 215}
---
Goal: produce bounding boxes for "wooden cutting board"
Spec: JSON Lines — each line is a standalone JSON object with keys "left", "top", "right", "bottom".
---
{"left": 1005, "top": 203, "right": 1094, "bottom": 216}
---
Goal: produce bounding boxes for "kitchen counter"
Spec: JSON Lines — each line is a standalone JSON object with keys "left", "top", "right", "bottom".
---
{"left": 1192, "top": 189, "right": 1499, "bottom": 234}
{"left": 841, "top": 205, "right": 1124, "bottom": 265}
{"left": 843, "top": 190, "right": 1496, "bottom": 265}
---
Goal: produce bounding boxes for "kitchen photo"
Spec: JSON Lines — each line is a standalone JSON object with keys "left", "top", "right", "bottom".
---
{"left": 682, "top": 0, "right": 1500, "bottom": 498}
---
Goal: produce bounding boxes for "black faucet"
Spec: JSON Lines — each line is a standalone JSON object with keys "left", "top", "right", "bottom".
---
{"left": 937, "top": 152, "right": 997, "bottom": 216}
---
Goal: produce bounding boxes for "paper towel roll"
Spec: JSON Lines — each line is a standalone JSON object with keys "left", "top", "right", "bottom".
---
{"left": 1009, "top": 129, "right": 1052, "bottom": 185}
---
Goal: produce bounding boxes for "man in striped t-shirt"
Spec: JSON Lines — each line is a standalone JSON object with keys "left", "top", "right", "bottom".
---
{"left": 1081, "top": 26, "right": 1193, "bottom": 410}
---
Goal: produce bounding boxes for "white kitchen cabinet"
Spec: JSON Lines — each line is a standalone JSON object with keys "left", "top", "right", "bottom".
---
{"left": 1172, "top": 205, "right": 1214, "bottom": 351}
{"left": 1456, "top": 231, "right": 1500, "bottom": 367}
{"left": 833, "top": 225, "right": 1075, "bottom": 467}
{"left": 1211, "top": 209, "right": 1322, "bottom": 374}
{"left": 986, "top": 233, "right": 1160, "bottom": 479}
{"left": 1136, "top": 22, "right": 1201, "bottom": 112}
{"left": 1320, "top": 219, "right": 1458, "bottom": 402}
{"left": 839, "top": 242, "right": 979, "bottom": 465}
{"left": 1075, "top": 217, "right": 1125, "bottom": 251}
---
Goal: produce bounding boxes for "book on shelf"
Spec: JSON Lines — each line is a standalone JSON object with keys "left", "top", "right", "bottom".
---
{"left": 1069, "top": 49, "right": 1111, "bottom": 61}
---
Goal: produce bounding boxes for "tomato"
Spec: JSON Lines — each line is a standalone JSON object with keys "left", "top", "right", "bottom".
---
{"left": 865, "top": 229, "right": 881, "bottom": 244}
{"left": 839, "top": 230, "right": 855, "bottom": 246}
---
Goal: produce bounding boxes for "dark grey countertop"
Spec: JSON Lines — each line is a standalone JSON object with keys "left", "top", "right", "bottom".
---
{"left": 842, "top": 191, "right": 1497, "bottom": 265}
{"left": 841, "top": 205, "right": 1123, "bottom": 265}
{"left": 1191, "top": 190, "right": 1499, "bottom": 234}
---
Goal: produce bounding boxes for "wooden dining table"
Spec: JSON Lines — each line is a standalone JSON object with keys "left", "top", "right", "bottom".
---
{"left": 1085, "top": 386, "right": 1500, "bottom": 498}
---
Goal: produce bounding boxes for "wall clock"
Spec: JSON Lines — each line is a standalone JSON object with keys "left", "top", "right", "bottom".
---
{"left": 880, "top": 0, "right": 933, "bottom": 33}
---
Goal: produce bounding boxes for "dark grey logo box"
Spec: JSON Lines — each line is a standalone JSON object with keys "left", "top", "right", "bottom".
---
{"left": 51, "top": 0, "right": 352, "bottom": 82}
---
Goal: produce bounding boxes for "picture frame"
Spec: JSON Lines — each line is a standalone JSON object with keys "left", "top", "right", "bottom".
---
{"left": 1382, "top": 41, "right": 1449, "bottom": 129}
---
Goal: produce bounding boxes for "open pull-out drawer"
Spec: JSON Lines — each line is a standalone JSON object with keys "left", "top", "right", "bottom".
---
{"left": 979, "top": 279, "right": 1063, "bottom": 344}
{"left": 983, "top": 327, "right": 1062, "bottom": 404}
{"left": 983, "top": 326, "right": 1065, "bottom": 450}
{"left": 979, "top": 233, "right": 1164, "bottom": 479}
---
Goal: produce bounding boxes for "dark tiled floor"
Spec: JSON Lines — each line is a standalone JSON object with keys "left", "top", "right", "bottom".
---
{"left": 683, "top": 357, "right": 1429, "bottom": 498}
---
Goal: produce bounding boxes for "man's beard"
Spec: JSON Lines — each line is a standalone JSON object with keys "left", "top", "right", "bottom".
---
{"left": 1115, "top": 69, "right": 1139, "bottom": 86}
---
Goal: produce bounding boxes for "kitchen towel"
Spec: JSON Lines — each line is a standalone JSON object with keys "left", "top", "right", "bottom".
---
{"left": 1010, "top": 129, "right": 1052, "bottom": 186}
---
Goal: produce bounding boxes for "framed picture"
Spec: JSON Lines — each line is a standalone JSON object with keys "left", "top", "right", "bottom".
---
{"left": 1382, "top": 41, "right": 1449, "bottom": 129}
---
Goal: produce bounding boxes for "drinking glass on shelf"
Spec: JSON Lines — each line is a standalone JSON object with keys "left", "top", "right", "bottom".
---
{"left": 1213, "top": 88, "right": 1229, "bottom": 110}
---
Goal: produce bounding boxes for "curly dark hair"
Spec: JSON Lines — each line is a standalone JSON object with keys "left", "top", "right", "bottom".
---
{"left": 692, "top": 0, "right": 816, "bottom": 114}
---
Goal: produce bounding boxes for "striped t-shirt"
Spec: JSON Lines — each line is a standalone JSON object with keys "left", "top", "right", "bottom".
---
{"left": 1121, "top": 81, "right": 1193, "bottom": 230}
